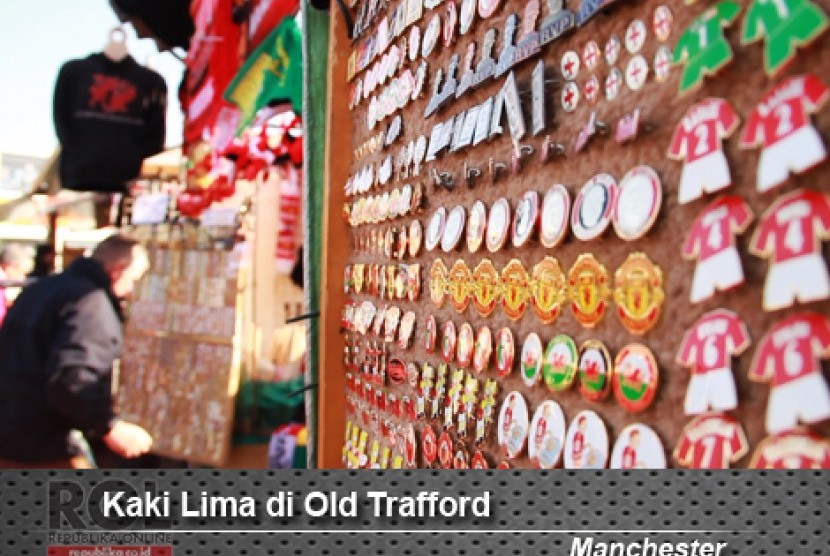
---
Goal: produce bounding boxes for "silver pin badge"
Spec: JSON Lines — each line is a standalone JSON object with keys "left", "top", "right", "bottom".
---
{"left": 604, "top": 35, "right": 621, "bottom": 66}
{"left": 561, "top": 50, "right": 580, "bottom": 81}
{"left": 653, "top": 46, "right": 672, "bottom": 83}
{"left": 625, "top": 54, "right": 649, "bottom": 91}
{"left": 495, "top": 13, "right": 519, "bottom": 78}
{"left": 561, "top": 81, "right": 580, "bottom": 112}
{"left": 605, "top": 67, "right": 622, "bottom": 100}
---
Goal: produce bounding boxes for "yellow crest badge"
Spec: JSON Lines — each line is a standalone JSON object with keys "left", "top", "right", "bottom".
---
{"left": 568, "top": 254, "right": 610, "bottom": 328}
{"left": 531, "top": 256, "right": 567, "bottom": 324}
{"left": 501, "top": 259, "right": 531, "bottom": 321}
{"left": 613, "top": 252, "right": 664, "bottom": 335}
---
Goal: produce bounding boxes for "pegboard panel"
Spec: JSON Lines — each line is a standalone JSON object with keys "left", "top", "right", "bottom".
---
{"left": 320, "top": 0, "right": 830, "bottom": 468}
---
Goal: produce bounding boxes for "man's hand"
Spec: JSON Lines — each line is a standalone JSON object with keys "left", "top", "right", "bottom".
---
{"left": 103, "top": 420, "right": 154, "bottom": 459}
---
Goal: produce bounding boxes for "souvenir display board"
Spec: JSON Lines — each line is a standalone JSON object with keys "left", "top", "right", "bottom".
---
{"left": 119, "top": 240, "right": 241, "bottom": 467}
{"left": 318, "top": 0, "right": 830, "bottom": 469}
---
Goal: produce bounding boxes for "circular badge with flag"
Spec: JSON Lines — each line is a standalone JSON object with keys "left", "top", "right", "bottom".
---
{"left": 561, "top": 81, "right": 580, "bottom": 112}
{"left": 578, "top": 339, "right": 613, "bottom": 402}
{"left": 422, "top": 425, "right": 438, "bottom": 467}
{"left": 583, "top": 40, "right": 601, "bottom": 71}
{"left": 520, "top": 332, "right": 543, "bottom": 387}
{"left": 625, "top": 19, "right": 647, "bottom": 53}
{"left": 561, "top": 50, "right": 581, "bottom": 80}
{"left": 605, "top": 68, "right": 622, "bottom": 100}
{"left": 613, "top": 343, "right": 659, "bottom": 412}
{"left": 605, "top": 35, "right": 621, "bottom": 66}
{"left": 653, "top": 46, "right": 672, "bottom": 83}
{"left": 625, "top": 54, "right": 650, "bottom": 91}
{"left": 653, "top": 5, "right": 673, "bottom": 42}
{"left": 542, "top": 334, "right": 578, "bottom": 392}
{"left": 584, "top": 74, "right": 600, "bottom": 105}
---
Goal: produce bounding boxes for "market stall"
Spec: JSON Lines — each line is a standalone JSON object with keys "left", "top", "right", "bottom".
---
{"left": 315, "top": 0, "right": 830, "bottom": 468}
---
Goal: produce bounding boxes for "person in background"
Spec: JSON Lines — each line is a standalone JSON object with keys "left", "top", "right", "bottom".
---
{"left": 28, "top": 244, "right": 57, "bottom": 279}
{"left": 0, "top": 234, "right": 154, "bottom": 468}
{"left": 0, "top": 244, "right": 33, "bottom": 327}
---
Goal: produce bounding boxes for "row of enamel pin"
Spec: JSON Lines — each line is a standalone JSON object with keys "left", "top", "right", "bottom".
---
{"left": 352, "top": 219, "right": 424, "bottom": 259}
{"left": 424, "top": 168, "right": 662, "bottom": 258}
{"left": 428, "top": 253, "right": 664, "bottom": 334}
{"left": 344, "top": 262, "right": 422, "bottom": 302}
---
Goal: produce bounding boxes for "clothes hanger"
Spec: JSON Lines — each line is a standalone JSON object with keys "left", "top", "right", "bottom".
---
{"left": 103, "top": 27, "right": 129, "bottom": 62}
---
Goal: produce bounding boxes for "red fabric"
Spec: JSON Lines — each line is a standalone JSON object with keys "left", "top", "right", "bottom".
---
{"left": 183, "top": 0, "right": 243, "bottom": 146}
{"left": 248, "top": 0, "right": 300, "bottom": 51}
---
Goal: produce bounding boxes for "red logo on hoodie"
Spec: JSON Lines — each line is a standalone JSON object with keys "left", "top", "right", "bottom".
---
{"left": 88, "top": 74, "right": 137, "bottom": 113}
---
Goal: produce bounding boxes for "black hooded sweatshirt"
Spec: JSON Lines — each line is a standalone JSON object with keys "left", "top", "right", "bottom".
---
{"left": 54, "top": 53, "right": 166, "bottom": 193}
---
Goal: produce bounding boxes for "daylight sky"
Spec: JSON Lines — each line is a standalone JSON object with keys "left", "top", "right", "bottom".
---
{"left": 0, "top": 0, "right": 185, "bottom": 158}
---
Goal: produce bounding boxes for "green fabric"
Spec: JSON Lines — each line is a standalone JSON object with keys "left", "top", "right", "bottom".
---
{"left": 224, "top": 17, "right": 303, "bottom": 133}
{"left": 302, "top": 0, "right": 329, "bottom": 469}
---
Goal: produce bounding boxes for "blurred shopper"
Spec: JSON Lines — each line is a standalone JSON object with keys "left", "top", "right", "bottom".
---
{"left": 0, "top": 234, "right": 154, "bottom": 468}
{"left": 0, "top": 244, "right": 32, "bottom": 327}
{"left": 28, "top": 244, "right": 57, "bottom": 279}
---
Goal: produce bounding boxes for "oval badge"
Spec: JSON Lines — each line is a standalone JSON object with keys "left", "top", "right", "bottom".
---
{"left": 572, "top": 174, "right": 617, "bottom": 241}
{"left": 568, "top": 254, "right": 610, "bottom": 328}
{"left": 520, "top": 332, "right": 543, "bottom": 387}
{"left": 486, "top": 198, "right": 511, "bottom": 253}
{"left": 501, "top": 259, "right": 530, "bottom": 320}
{"left": 498, "top": 391, "right": 529, "bottom": 459}
{"left": 613, "top": 165, "right": 662, "bottom": 241}
{"left": 512, "top": 190, "right": 539, "bottom": 248}
{"left": 429, "top": 258, "right": 448, "bottom": 307}
{"left": 542, "top": 334, "right": 578, "bottom": 392}
{"left": 472, "top": 259, "right": 501, "bottom": 317}
{"left": 564, "top": 410, "right": 609, "bottom": 469}
{"left": 613, "top": 343, "right": 659, "bottom": 413}
{"left": 612, "top": 252, "right": 664, "bottom": 335}
{"left": 467, "top": 200, "right": 488, "bottom": 253}
{"left": 531, "top": 256, "right": 566, "bottom": 324}
{"left": 528, "top": 400, "right": 566, "bottom": 469}
{"left": 473, "top": 326, "right": 493, "bottom": 374}
{"left": 540, "top": 184, "right": 571, "bottom": 248}
{"left": 578, "top": 339, "right": 613, "bottom": 402}
{"left": 494, "top": 327, "right": 515, "bottom": 377}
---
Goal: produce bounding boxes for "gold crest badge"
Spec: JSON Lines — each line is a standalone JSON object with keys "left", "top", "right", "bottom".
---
{"left": 501, "top": 259, "right": 531, "bottom": 321}
{"left": 613, "top": 252, "right": 664, "bottom": 335}
{"left": 472, "top": 259, "right": 501, "bottom": 317}
{"left": 429, "top": 259, "right": 448, "bottom": 307}
{"left": 568, "top": 254, "right": 610, "bottom": 328}
{"left": 531, "top": 257, "right": 567, "bottom": 324}
{"left": 449, "top": 260, "right": 473, "bottom": 312}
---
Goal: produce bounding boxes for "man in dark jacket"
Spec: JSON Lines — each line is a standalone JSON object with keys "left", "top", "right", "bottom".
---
{"left": 0, "top": 234, "right": 153, "bottom": 467}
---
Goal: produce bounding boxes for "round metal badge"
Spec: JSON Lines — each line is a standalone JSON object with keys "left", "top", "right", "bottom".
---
{"left": 605, "top": 68, "right": 622, "bottom": 100}
{"left": 653, "top": 45, "right": 672, "bottom": 83}
{"left": 528, "top": 400, "right": 566, "bottom": 469}
{"left": 453, "top": 447, "right": 469, "bottom": 469}
{"left": 653, "top": 5, "right": 673, "bottom": 42}
{"left": 472, "top": 259, "right": 501, "bottom": 317}
{"left": 424, "top": 314, "right": 438, "bottom": 352}
{"left": 572, "top": 174, "right": 618, "bottom": 241}
{"left": 540, "top": 184, "right": 571, "bottom": 248}
{"left": 577, "top": 339, "right": 613, "bottom": 402}
{"left": 422, "top": 14, "right": 441, "bottom": 58}
{"left": 561, "top": 50, "right": 580, "bottom": 81}
{"left": 477, "top": 0, "right": 502, "bottom": 19}
{"left": 494, "top": 327, "right": 515, "bottom": 377}
{"left": 531, "top": 256, "right": 566, "bottom": 324}
{"left": 425, "top": 207, "right": 447, "bottom": 251}
{"left": 604, "top": 35, "right": 621, "bottom": 66}
{"left": 612, "top": 252, "right": 664, "bottom": 335}
{"left": 613, "top": 343, "right": 659, "bottom": 413}
{"left": 625, "top": 54, "right": 649, "bottom": 91}
{"left": 625, "top": 19, "right": 647, "bottom": 53}
{"left": 460, "top": 0, "right": 476, "bottom": 34}
{"left": 403, "top": 424, "right": 418, "bottom": 468}
{"left": 583, "top": 40, "right": 601, "bottom": 71}
{"left": 409, "top": 219, "right": 423, "bottom": 257}
{"left": 409, "top": 25, "right": 422, "bottom": 61}
{"left": 542, "top": 334, "right": 578, "bottom": 392}
{"left": 613, "top": 165, "right": 662, "bottom": 241}
{"left": 428, "top": 258, "right": 448, "bottom": 307}
{"left": 456, "top": 322, "right": 475, "bottom": 368}
{"left": 610, "top": 423, "right": 666, "bottom": 469}
{"left": 467, "top": 200, "right": 488, "bottom": 253}
{"left": 441, "top": 320, "right": 457, "bottom": 363}
{"left": 561, "top": 81, "right": 580, "bottom": 112}
{"left": 422, "top": 425, "right": 438, "bottom": 467}
{"left": 486, "top": 198, "right": 511, "bottom": 253}
{"left": 512, "top": 190, "right": 539, "bottom": 248}
{"left": 442, "top": 206, "right": 466, "bottom": 252}
{"left": 520, "top": 332, "right": 543, "bottom": 387}
{"left": 473, "top": 326, "right": 493, "bottom": 373}
{"left": 498, "top": 391, "right": 529, "bottom": 459}
{"left": 564, "top": 410, "right": 609, "bottom": 469}
{"left": 437, "top": 431, "right": 453, "bottom": 468}
{"left": 584, "top": 74, "right": 600, "bottom": 105}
